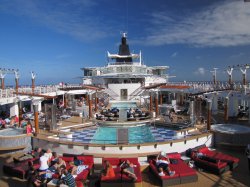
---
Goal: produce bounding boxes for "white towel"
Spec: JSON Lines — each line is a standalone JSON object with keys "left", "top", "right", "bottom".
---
{"left": 76, "top": 165, "right": 88, "bottom": 174}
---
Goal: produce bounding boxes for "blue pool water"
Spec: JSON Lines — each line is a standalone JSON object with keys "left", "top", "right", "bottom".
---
{"left": 0, "top": 128, "right": 24, "bottom": 136}
{"left": 129, "top": 125, "right": 155, "bottom": 143}
{"left": 111, "top": 102, "right": 137, "bottom": 109}
{"left": 90, "top": 125, "right": 156, "bottom": 144}
{"left": 69, "top": 125, "right": 182, "bottom": 144}
{"left": 91, "top": 127, "right": 117, "bottom": 144}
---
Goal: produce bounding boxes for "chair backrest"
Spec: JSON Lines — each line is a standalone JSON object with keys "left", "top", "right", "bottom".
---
{"left": 102, "top": 158, "right": 120, "bottom": 166}
{"left": 77, "top": 155, "right": 94, "bottom": 164}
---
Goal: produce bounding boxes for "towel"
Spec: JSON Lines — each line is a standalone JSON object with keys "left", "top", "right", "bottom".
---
{"left": 76, "top": 165, "right": 88, "bottom": 174}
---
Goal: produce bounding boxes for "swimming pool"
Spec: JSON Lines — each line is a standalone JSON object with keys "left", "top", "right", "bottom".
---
{"left": 211, "top": 124, "right": 250, "bottom": 146}
{"left": 90, "top": 125, "right": 156, "bottom": 144}
{"left": 69, "top": 125, "right": 181, "bottom": 144}
{"left": 110, "top": 101, "right": 137, "bottom": 109}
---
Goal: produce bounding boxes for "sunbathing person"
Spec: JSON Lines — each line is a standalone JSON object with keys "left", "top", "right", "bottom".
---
{"left": 33, "top": 147, "right": 42, "bottom": 159}
{"left": 60, "top": 168, "right": 76, "bottom": 187}
{"left": 158, "top": 167, "right": 165, "bottom": 176}
{"left": 13, "top": 147, "right": 42, "bottom": 162}
{"left": 53, "top": 157, "right": 66, "bottom": 170}
{"left": 44, "top": 148, "right": 53, "bottom": 165}
{"left": 102, "top": 160, "right": 115, "bottom": 178}
{"left": 26, "top": 167, "right": 46, "bottom": 187}
{"left": 121, "top": 160, "right": 137, "bottom": 182}
{"left": 69, "top": 156, "right": 88, "bottom": 175}
{"left": 39, "top": 152, "right": 49, "bottom": 172}
{"left": 156, "top": 153, "right": 175, "bottom": 176}
{"left": 50, "top": 152, "right": 60, "bottom": 166}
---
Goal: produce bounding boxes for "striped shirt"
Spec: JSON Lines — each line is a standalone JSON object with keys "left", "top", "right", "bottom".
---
{"left": 63, "top": 172, "right": 76, "bottom": 187}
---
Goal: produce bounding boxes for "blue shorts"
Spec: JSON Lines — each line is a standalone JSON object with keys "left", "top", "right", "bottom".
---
{"left": 157, "top": 163, "right": 169, "bottom": 171}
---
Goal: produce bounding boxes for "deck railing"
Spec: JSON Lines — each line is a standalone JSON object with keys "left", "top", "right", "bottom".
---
{"left": 1, "top": 82, "right": 249, "bottom": 99}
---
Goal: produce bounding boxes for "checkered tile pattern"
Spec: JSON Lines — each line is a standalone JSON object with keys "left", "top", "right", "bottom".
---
{"left": 59, "top": 128, "right": 97, "bottom": 143}
{"left": 59, "top": 126, "right": 183, "bottom": 143}
{"left": 150, "top": 126, "right": 180, "bottom": 142}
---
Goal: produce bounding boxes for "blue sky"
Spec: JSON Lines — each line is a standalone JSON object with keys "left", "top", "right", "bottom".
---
{"left": 1, "top": 0, "right": 250, "bottom": 85}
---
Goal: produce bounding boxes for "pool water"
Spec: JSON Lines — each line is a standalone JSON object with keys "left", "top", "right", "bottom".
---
{"left": 91, "top": 125, "right": 155, "bottom": 144}
{"left": 211, "top": 124, "right": 250, "bottom": 134}
{"left": 111, "top": 101, "right": 137, "bottom": 109}
{"left": 91, "top": 127, "right": 117, "bottom": 144}
{"left": 69, "top": 125, "right": 183, "bottom": 144}
{"left": 0, "top": 128, "right": 24, "bottom": 136}
{"left": 89, "top": 125, "right": 180, "bottom": 144}
{"left": 129, "top": 125, "right": 155, "bottom": 143}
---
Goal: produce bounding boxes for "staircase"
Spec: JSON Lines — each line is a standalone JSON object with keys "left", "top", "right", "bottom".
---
{"left": 129, "top": 86, "right": 145, "bottom": 100}
{"left": 104, "top": 88, "right": 119, "bottom": 100}
{"left": 97, "top": 91, "right": 110, "bottom": 107}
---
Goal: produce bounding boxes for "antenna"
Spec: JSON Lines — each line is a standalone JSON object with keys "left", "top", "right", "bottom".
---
{"left": 125, "top": 0, "right": 128, "bottom": 32}
{"left": 123, "top": 0, "right": 129, "bottom": 33}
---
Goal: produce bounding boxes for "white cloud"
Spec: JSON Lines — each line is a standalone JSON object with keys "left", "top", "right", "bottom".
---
{"left": 229, "top": 52, "right": 245, "bottom": 58}
{"left": 55, "top": 54, "right": 72, "bottom": 59}
{"left": 0, "top": 0, "right": 112, "bottom": 42}
{"left": 143, "top": 1, "right": 250, "bottom": 47}
{"left": 194, "top": 67, "right": 206, "bottom": 75}
{"left": 171, "top": 52, "right": 178, "bottom": 58}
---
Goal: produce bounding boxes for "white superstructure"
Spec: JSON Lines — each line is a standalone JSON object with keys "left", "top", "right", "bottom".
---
{"left": 81, "top": 33, "right": 169, "bottom": 100}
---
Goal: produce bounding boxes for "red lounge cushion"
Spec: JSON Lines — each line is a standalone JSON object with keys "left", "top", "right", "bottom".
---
{"left": 119, "top": 158, "right": 141, "bottom": 182}
{"left": 150, "top": 159, "right": 196, "bottom": 180}
{"left": 198, "top": 147, "right": 239, "bottom": 164}
{"left": 101, "top": 174, "right": 121, "bottom": 182}
{"left": 170, "top": 159, "right": 196, "bottom": 177}
{"left": 33, "top": 163, "right": 40, "bottom": 170}
{"left": 102, "top": 158, "right": 120, "bottom": 166}
{"left": 122, "top": 170, "right": 142, "bottom": 182}
{"left": 150, "top": 159, "right": 156, "bottom": 165}
{"left": 76, "top": 181, "right": 84, "bottom": 187}
{"left": 195, "top": 157, "right": 227, "bottom": 169}
{"left": 61, "top": 156, "right": 74, "bottom": 162}
{"left": 101, "top": 157, "right": 142, "bottom": 183}
{"left": 200, "top": 156, "right": 218, "bottom": 163}
{"left": 160, "top": 173, "right": 179, "bottom": 180}
{"left": 75, "top": 169, "right": 89, "bottom": 181}
{"left": 168, "top": 153, "right": 181, "bottom": 159}
{"left": 211, "top": 153, "right": 239, "bottom": 163}
{"left": 198, "top": 147, "right": 209, "bottom": 154}
{"left": 11, "top": 166, "right": 26, "bottom": 174}
{"left": 119, "top": 158, "right": 139, "bottom": 165}
{"left": 217, "top": 161, "right": 228, "bottom": 169}
{"left": 77, "top": 156, "right": 94, "bottom": 164}
{"left": 77, "top": 156, "right": 94, "bottom": 169}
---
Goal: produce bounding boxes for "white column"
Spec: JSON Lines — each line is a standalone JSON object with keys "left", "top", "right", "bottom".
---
{"left": 189, "top": 100, "right": 195, "bottom": 125}
{"left": 172, "top": 100, "right": 177, "bottom": 111}
{"left": 10, "top": 103, "right": 19, "bottom": 117}
{"left": 31, "top": 100, "right": 42, "bottom": 112}
{"left": 30, "top": 103, "right": 34, "bottom": 112}
{"left": 212, "top": 94, "right": 218, "bottom": 115}
{"left": 228, "top": 95, "right": 238, "bottom": 117}
{"left": 37, "top": 101, "right": 42, "bottom": 112}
